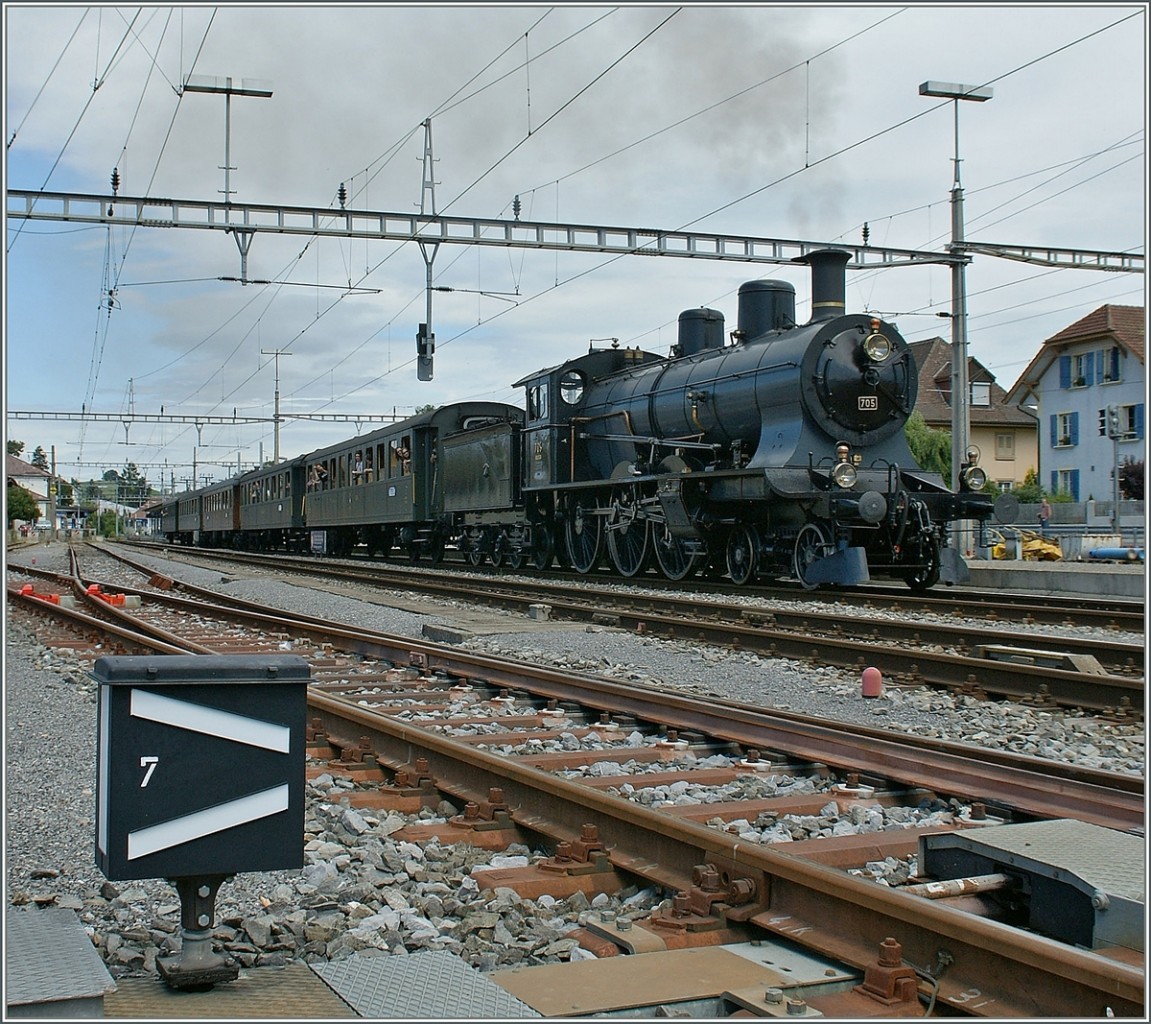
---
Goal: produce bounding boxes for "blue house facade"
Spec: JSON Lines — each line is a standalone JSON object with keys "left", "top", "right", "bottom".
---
{"left": 1006, "top": 305, "right": 1145, "bottom": 502}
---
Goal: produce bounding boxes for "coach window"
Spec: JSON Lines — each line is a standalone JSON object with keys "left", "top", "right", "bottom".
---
{"left": 363, "top": 449, "right": 373, "bottom": 481}
{"left": 392, "top": 437, "right": 412, "bottom": 476}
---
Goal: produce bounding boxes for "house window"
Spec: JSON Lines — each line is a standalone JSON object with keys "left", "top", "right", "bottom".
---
{"left": 994, "top": 433, "right": 1014, "bottom": 460}
{"left": 1118, "top": 404, "right": 1144, "bottom": 441}
{"left": 970, "top": 381, "right": 991, "bottom": 407}
{"left": 1071, "top": 353, "right": 1090, "bottom": 387}
{"left": 1101, "top": 346, "right": 1121, "bottom": 383}
{"left": 1054, "top": 469, "right": 1079, "bottom": 501}
{"left": 1054, "top": 412, "right": 1076, "bottom": 447}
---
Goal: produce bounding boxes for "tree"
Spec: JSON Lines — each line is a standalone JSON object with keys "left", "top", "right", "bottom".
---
{"left": 1011, "top": 468, "right": 1045, "bottom": 504}
{"left": 1119, "top": 457, "right": 1144, "bottom": 501}
{"left": 120, "top": 462, "right": 150, "bottom": 505}
{"left": 904, "top": 411, "right": 951, "bottom": 478}
{"left": 30, "top": 446, "right": 49, "bottom": 470}
{"left": 6, "top": 484, "right": 39, "bottom": 525}
{"left": 7, "top": 440, "right": 25, "bottom": 457}
{"left": 415, "top": 404, "right": 438, "bottom": 414}
{"left": 97, "top": 509, "right": 119, "bottom": 537}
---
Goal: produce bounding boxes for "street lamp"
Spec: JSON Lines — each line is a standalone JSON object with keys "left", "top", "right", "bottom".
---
{"left": 919, "top": 81, "right": 992, "bottom": 498}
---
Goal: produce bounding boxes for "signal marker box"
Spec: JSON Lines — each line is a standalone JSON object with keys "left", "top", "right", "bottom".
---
{"left": 92, "top": 654, "right": 309, "bottom": 881}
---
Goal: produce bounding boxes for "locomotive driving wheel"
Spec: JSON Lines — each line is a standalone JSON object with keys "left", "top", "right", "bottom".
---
{"left": 653, "top": 526, "right": 701, "bottom": 581}
{"left": 726, "top": 524, "right": 759, "bottom": 586}
{"left": 606, "top": 486, "right": 651, "bottom": 578}
{"left": 564, "top": 497, "right": 604, "bottom": 574}
{"left": 793, "top": 522, "right": 834, "bottom": 589}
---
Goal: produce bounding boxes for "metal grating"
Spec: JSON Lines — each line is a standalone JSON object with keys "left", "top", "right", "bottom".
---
{"left": 312, "top": 950, "right": 541, "bottom": 1019}
{"left": 104, "top": 961, "right": 359, "bottom": 1018}
{"left": 5, "top": 907, "right": 116, "bottom": 1015}
{"left": 933, "top": 819, "right": 1145, "bottom": 901}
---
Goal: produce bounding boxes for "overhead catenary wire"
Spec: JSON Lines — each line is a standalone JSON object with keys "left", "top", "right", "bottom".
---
{"left": 8, "top": 7, "right": 1143, "bottom": 472}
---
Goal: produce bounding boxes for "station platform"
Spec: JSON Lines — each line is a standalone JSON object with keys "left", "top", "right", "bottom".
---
{"left": 962, "top": 557, "right": 1144, "bottom": 600}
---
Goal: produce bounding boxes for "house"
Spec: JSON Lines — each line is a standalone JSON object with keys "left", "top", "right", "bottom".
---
{"left": 1005, "top": 305, "right": 1145, "bottom": 501}
{"left": 5, "top": 453, "right": 53, "bottom": 524}
{"left": 908, "top": 338, "right": 1038, "bottom": 491}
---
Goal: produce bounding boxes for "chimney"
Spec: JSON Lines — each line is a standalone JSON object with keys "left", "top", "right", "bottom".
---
{"left": 794, "top": 248, "right": 851, "bottom": 323}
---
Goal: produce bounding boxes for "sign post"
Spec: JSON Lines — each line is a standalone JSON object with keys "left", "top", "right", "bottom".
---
{"left": 92, "top": 654, "right": 309, "bottom": 989}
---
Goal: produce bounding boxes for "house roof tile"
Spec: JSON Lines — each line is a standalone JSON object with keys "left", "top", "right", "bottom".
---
{"left": 1041, "top": 305, "right": 1145, "bottom": 360}
{"left": 908, "top": 337, "right": 1037, "bottom": 429}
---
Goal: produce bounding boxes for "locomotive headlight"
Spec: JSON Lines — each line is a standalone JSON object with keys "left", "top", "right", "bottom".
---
{"left": 862, "top": 332, "right": 892, "bottom": 362}
{"left": 961, "top": 465, "right": 988, "bottom": 490}
{"left": 832, "top": 461, "right": 858, "bottom": 488}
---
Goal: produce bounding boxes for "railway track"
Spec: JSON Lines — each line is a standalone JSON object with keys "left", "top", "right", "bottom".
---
{"left": 6, "top": 546, "right": 1145, "bottom": 1017}
{"left": 121, "top": 537, "right": 1146, "bottom": 632}
{"left": 65, "top": 541, "right": 1147, "bottom": 716}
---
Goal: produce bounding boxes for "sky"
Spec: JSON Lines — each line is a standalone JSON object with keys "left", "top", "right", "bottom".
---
{"left": 3, "top": 2, "right": 1147, "bottom": 495}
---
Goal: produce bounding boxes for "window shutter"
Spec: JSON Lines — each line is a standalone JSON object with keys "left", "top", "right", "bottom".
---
{"left": 1058, "top": 355, "right": 1071, "bottom": 389}
{"left": 1069, "top": 412, "right": 1079, "bottom": 445}
{"left": 1049, "top": 415, "right": 1058, "bottom": 447}
{"left": 1136, "top": 404, "right": 1145, "bottom": 441}
{"left": 1070, "top": 469, "right": 1080, "bottom": 502}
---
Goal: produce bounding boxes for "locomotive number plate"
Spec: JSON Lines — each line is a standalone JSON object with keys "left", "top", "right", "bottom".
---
{"left": 858, "top": 395, "right": 879, "bottom": 411}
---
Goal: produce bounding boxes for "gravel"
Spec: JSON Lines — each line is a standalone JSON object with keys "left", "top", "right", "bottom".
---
{"left": 4, "top": 541, "right": 1144, "bottom": 984}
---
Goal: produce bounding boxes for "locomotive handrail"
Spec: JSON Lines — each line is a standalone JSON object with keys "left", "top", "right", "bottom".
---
{"left": 578, "top": 432, "right": 713, "bottom": 451}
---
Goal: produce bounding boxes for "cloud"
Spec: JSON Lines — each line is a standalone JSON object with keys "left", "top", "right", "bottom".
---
{"left": 5, "top": 4, "right": 1145, "bottom": 478}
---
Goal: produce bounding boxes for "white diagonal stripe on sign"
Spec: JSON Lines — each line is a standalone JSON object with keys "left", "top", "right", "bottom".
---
{"left": 127, "top": 784, "right": 290, "bottom": 859}
{"left": 130, "top": 689, "right": 290, "bottom": 752}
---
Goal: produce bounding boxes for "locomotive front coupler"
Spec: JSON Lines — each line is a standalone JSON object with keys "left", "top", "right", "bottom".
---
{"left": 156, "top": 873, "right": 240, "bottom": 991}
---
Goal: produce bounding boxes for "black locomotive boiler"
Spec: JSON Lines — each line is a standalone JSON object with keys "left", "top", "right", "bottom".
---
{"left": 514, "top": 248, "right": 1015, "bottom": 589}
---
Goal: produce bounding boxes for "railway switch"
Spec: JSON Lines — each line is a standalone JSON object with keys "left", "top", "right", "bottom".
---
{"left": 919, "top": 819, "right": 1144, "bottom": 953}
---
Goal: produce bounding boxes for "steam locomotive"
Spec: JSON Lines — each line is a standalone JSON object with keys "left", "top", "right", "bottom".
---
{"left": 159, "top": 249, "right": 1016, "bottom": 590}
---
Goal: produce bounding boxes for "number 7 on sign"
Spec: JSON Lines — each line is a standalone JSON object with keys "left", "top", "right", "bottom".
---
{"left": 139, "top": 756, "right": 158, "bottom": 787}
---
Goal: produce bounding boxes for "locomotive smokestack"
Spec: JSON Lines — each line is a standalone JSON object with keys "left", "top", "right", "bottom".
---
{"left": 795, "top": 248, "right": 851, "bottom": 323}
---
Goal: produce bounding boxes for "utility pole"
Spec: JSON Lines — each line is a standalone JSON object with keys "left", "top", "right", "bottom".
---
{"left": 919, "top": 81, "right": 993, "bottom": 491}
{"left": 49, "top": 445, "right": 58, "bottom": 538}
{"left": 261, "top": 348, "right": 292, "bottom": 463}
{"left": 416, "top": 119, "right": 438, "bottom": 381}
{"left": 920, "top": 81, "right": 993, "bottom": 556}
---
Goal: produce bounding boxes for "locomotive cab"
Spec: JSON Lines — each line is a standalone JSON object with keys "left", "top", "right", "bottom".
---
{"left": 515, "top": 345, "right": 664, "bottom": 490}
